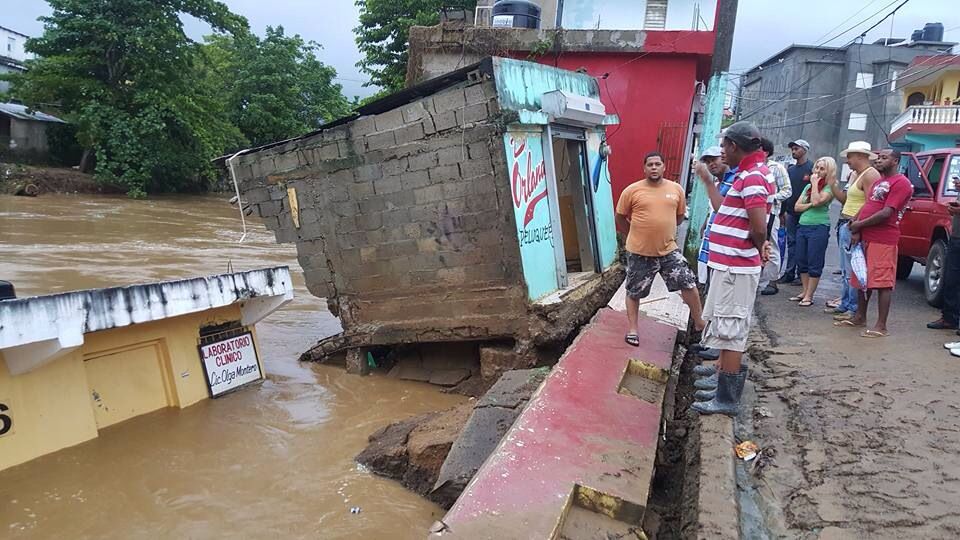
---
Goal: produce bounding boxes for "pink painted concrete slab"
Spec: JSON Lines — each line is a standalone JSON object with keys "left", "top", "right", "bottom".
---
{"left": 432, "top": 308, "right": 677, "bottom": 538}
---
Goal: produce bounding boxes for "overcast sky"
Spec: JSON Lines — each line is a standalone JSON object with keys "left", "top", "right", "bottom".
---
{"left": 6, "top": 0, "right": 960, "bottom": 100}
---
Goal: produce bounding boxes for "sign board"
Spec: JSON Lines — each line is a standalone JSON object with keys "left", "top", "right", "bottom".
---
{"left": 198, "top": 332, "right": 263, "bottom": 397}
{"left": 504, "top": 130, "right": 559, "bottom": 300}
{"left": 492, "top": 15, "right": 514, "bottom": 27}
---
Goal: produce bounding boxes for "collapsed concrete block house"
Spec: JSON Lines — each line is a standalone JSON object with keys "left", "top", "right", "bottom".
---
{"left": 229, "top": 57, "right": 622, "bottom": 379}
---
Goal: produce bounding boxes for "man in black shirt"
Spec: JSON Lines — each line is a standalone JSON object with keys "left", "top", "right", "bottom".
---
{"left": 778, "top": 139, "right": 813, "bottom": 284}
{"left": 930, "top": 174, "right": 960, "bottom": 337}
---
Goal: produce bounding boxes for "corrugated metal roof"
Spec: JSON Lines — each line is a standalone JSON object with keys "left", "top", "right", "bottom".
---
{"left": 0, "top": 102, "right": 65, "bottom": 123}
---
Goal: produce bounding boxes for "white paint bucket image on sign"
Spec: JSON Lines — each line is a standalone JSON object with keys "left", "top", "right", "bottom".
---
{"left": 198, "top": 332, "right": 263, "bottom": 397}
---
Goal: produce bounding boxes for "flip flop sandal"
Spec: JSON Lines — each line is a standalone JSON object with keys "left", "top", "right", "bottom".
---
{"left": 833, "top": 312, "right": 854, "bottom": 321}
{"left": 624, "top": 333, "right": 640, "bottom": 347}
{"left": 798, "top": 300, "right": 814, "bottom": 307}
{"left": 834, "top": 320, "right": 863, "bottom": 327}
{"left": 825, "top": 299, "right": 841, "bottom": 308}
{"left": 789, "top": 295, "right": 804, "bottom": 301}
{"left": 860, "top": 330, "right": 889, "bottom": 338}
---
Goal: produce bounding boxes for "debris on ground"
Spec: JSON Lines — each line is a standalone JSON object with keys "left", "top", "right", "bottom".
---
{"left": 735, "top": 441, "right": 760, "bottom": 461}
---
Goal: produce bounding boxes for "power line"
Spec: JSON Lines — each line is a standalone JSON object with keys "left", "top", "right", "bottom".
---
{"left": 811, "top": 0, "right": 886, "bottom": 44}
{"left": 739, "top": 0, "right": 913, "bottom": 122}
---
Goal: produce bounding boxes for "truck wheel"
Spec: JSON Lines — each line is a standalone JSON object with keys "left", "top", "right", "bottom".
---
{"left": 896, "top": 257, "right": 914, "bottom": 280}
{"left": 925, "top": 239, "right": 947, "bottom": 308}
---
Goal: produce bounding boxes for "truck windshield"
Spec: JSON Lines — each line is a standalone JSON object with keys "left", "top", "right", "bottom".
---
{"left": 945, "top": 155, "right": 960, "bottom": 197}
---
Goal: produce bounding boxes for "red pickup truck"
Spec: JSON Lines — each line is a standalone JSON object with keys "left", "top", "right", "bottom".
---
{"left": 896, "top": 148, "right": 960, "bottom": 307}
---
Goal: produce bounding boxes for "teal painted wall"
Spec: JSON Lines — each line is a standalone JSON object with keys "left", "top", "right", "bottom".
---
{"left": 683, "top": 73, "right": 725, "bottom": 264}
{"left": 586, "top": 130, "right": 618, "bottom": 269}
{"left": 505, "top": 129, "right": 559, "bottom": 300}
{"left": 903, "top": 133, "right": 959, "bottom": 152}
{"left": 493, "top": 57, "right": 600, "bottom": 114}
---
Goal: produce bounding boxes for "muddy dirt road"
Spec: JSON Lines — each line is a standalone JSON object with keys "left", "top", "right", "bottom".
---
{"left": 0, "top": 194, "right": 465, "bottom": 539}
{"left": 741, "top": 254, "right": 960, "bottom": 538}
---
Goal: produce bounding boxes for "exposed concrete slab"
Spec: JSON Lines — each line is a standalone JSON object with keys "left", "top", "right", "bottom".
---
{"left": 697, "top": 415, "right": 738, "bottom": 540}
{"left": 608, "top": 275, "right": 690, "bottom": 331}
{"left": 430, "top": 308, "right": 678, "bottom": 538}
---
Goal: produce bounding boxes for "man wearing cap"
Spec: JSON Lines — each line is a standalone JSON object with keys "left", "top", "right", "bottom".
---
{"left": 692, "top": 121, "right": 775, "bottom": 416}
{"left": 695, "top": 146, "right": 733, "bottom": 283}
{"left": 778, "top": 139, "right": 813, "bottom": 285}
{"left": 848, "top": 149, "right": 912, "bottom": 338}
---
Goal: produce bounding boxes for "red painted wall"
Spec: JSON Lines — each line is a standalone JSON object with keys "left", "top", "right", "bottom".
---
{"left": 515, "top": 52, "right": 705, "bottom": 206}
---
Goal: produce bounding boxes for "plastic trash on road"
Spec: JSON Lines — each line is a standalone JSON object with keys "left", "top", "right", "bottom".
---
{"left": 735, "top": 441, "right": 760, "bottom": 461}
{"left": 848, "top": 244, "right": 868, "bottom": 288}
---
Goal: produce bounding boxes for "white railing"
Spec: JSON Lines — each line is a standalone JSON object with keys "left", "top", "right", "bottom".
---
{"left": 891, "top": 105, "right": 960, "bottom": 133}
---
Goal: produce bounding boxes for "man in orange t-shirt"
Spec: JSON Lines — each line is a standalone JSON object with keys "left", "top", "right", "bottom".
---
{"left": 616, "top": 152, "right": 705, "bottom": 346}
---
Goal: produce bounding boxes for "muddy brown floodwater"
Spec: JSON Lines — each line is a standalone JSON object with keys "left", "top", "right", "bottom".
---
{"left": 0, "top": 194, "right": 465, "bottom": 539}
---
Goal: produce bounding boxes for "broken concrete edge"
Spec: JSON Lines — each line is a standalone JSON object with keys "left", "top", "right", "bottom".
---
{"left": 696, "top": 415, "right": 738, "bottom": 540}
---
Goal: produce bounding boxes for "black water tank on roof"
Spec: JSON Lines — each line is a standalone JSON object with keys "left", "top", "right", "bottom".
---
{"left": 911, "top": 29, "right": 924, "bottom": 42}
{"left": 492, "top": 0, "right": 542, "bottom": 29}
{"left": 923, "top": 22, "right": 945, "bottom": 42}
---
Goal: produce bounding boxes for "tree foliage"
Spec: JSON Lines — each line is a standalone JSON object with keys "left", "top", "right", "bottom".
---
{"left": 202, "top": 27, "right": 351, "bottom": 148}
{"left": 354, "top": 0, "right": 477, "bottom": 93}
{"left": 8, "top": 0, "right": 351, "bottom": 196}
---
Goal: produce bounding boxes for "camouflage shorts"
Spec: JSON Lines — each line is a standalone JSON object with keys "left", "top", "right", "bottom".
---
{"left": 625, "top": 250, "right": 697, "bottom": 300}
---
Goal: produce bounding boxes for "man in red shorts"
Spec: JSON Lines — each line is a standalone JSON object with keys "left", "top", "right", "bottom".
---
{"left": 848, "top": 149, "right": 912, "bottom": 338}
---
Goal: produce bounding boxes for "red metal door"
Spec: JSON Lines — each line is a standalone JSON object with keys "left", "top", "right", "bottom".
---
{"left": 899, "top": 154, "right": 936, "bottom": 258}
{"left": 657, "top": 122, "right": 689, "bottom": 183}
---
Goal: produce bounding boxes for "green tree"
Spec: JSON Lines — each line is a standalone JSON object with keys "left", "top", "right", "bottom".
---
{"left": 202, "top": 27, "right": 352, "bottom": 148}
{"left": 8, "top": 0, "right": 247, "bottom": 196}
{"left": 354, "top": 0, "right": 477, "bottom": 93}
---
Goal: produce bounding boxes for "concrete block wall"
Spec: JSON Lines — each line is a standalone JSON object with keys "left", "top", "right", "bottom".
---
{"left": 232, "top": 79, "right": 531, "bottom": 343}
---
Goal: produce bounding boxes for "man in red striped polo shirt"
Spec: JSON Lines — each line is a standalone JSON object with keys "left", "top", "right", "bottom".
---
{"left": 692, "top": 121, "right": 775, "bottom": 416}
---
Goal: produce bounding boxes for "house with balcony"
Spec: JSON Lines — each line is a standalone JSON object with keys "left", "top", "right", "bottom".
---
{"left": 406, "top": 0, "right": 722, "bottom": 204}
{"left": 891, "top": 54, "right": 960, "bottom": 152}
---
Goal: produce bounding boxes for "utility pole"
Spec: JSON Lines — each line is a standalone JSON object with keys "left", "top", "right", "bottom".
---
{"left": 682, "top": 0, "right": 738, "bottom": 263}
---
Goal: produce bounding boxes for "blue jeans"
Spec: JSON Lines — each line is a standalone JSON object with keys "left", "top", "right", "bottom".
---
{"left": 783, "top": 213, "right": 800, "bottom": 280}
{"left": 837, "top": 222, "right": 858, "bottom": 313}
{"left": 796, "top": 224, "right": 830, "bottom": 278}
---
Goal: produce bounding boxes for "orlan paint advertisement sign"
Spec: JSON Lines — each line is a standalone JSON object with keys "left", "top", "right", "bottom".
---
{"left": 505, "top": 130, "right": 559, "bottom": 300}
{"left": 199, "top": 332, "right": 263, "bottom": 397}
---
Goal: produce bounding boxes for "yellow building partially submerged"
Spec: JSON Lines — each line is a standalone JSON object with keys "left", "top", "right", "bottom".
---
{"left": 0, "top": 267, "right": 293, "bottom": 471}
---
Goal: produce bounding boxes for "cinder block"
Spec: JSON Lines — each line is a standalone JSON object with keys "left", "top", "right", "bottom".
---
{"left": 328, "top": 202, "right": 359, "bottom": 218}
{"left": 297, "top": 220, "right": 325, "bottom": 240}
{"left": 467, "top": 141, "right": 492, "bottom": 162}
{"left": 409, "top": 204, "right": 440, "bottom": 223}
{"left": 437, "top": 266, "right": 468, "bottom": 284}
{"left": 374, "top": 175, "right": 402, "bottom": 195}
{"left": 366, "top": 130, "right": 396, "bottom": 151}
{"left": 429, "top": 164, "right": 461, "bottom": 183}
{"left": 401, "top": 102, "right": 429, "bottom": 124}
{"left": 395, "top": 122, "right": 426, "bottom": 145}
{"left": 433, "top": 87, "right": 467, "bottom": 112}
{"left": 382, "top": 209, "right": 411, "bottom": 228}
{"left": 401, "top": 171, "right": 431, "bottom": 190}
{"left": 274, "top": 226, "right": 298, "bottom": 244}
{"left": 382, "top": 190, "right": 416, "bottom": 210}
{"left": 319, "top": 143, "right": 340, "bottom": 160}
{"left": 323, "top": 126, "right": 349, "bottom": 142}
{"left": 359, "top": 196, "right": 387, "bottom": 215}
{"left": 408, "top": 152, "right": 438, "bottom": 172}
{"left": 422, "top": 115, "right": 437, "bottom": 135}
{"left": 349, "top": 115, "right": 377, "bottom": 138}
{"left": 355, "top": 163, "right": 383, "bottom": 183}
{"left": 418, "top": 238, "right": 440, "bottom": 253}
{"left": 327, "top": 184, "right": 351, "bottom": 203}
{"left": 457, "top": 103, "right": 489, "bottom": 125}
{"left": 414, "top": 185, "right": 445, "bottom": 204}
{"left": 464, "top": 84, "right": 487, "bottom": 106}
{"left": 443, "top": 182, "right": 474, "bottom": 200}
{"left": 328, "top": 168, "right": 354, "bottom": 185}
{"left": 382, "top": 142, "right": 427, "bottom": 160}
{"left": 360, "top": 246, "right": 378, "bottom": 263}
{"left": 337, "top": 231, "right": 367, "bottom": 250}
{"left": 373, "top": 108, "right": 406, "bottom": 133}
{"left": 349, "top": 182, "right": 375, "bottom": 199}
{"left": 460, "top": 158, "right": 495, "bottom": 180}
{"left": 403, "top": 223, "right": 421, "bottom": 239}
{"left": 338, "top": 215, "right": 359, "bottom": 232}
{"left": 437, "top": 146, "right": 466, "bottom": 166}
{"left": 432, "top": 110, "right": 458, "bottom": 132}
{"left": 245, "top": 187, "right": 270, "bottom": 204}
{"left": 273, "top": 151, "right": 300, "bottom": 173}
{"left": 357, "top": 212, "right": 383, "bottom": 231}
{"left": 382, "top": 157, "right": 408, "bottom": 177}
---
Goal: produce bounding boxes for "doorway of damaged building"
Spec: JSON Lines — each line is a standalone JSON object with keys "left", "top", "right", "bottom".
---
{"left": 549, "top": 125, "right": 602, "bottom": 282}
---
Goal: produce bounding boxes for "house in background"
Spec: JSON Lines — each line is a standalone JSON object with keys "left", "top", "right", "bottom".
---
{"left": 407, "top": 0, "right": 721, "bottom": 204}
{"left": 0, "top": 102, "right": 66, "bottom": 159}
{"left": 890, "top": 54, "right": 960, "bottom": 152}
{"left": 0, "top": 26, "right": 31, "bottom": 95}
{"left": 737, "top": 23, "right": 955, "bottom": 159}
